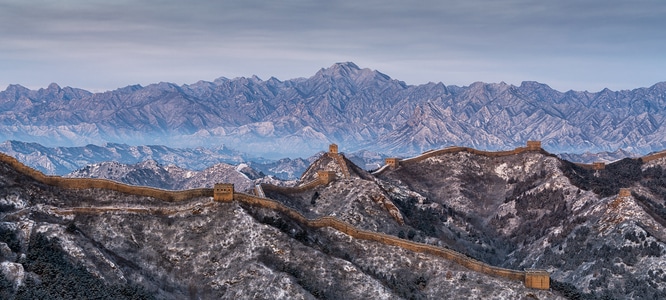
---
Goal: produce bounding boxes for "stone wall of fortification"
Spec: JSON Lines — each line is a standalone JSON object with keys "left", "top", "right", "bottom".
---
{"left": 378, "top": 146, "right": 543, "bottom": 174}
{"left": 0, "top": 151, "right": 547, "bottom": 289}
{"left": 641, "top": 151, "right": 666, "bottom": 163}
{"left": 0, "top": 152, "right": 213, "bottom": 201}
{"left": 230, "top": 192, "right": 538, "bottom": 288}
{"left": 260, "top": 178, "right": 325, "bottom": 195}
{"left": 573, "top": 162, "right": 608, "bottom": 170}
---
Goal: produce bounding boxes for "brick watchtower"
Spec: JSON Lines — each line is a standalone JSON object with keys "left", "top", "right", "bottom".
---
{"left": 329, "top": 144, "right": 338, "bottom": 154}
{"left": 526, "top": 140, "right": 542, "bottom": 151}
{"left": 618, "top": 188, "right": 631, "bottom": 197}
{"left": 385, "top": 158, "right": 400, "bottom": 168}
{"left": 214, "top": 183, "right": 234, "bottom": 202}
{"left": 524, "top": 269, "right": 550, "bottom": 289}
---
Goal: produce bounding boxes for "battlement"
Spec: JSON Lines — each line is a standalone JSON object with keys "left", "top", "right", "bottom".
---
{"left": 524, "top": 269, "right": 550, "bottom": 289}
{"left": 385, "top": 158, "right": 400, "bottom": 168}
{"left": 526, "top": 140, "right": 542, "bottom": 151}
{"left": 329, "top": 143, "right": 338, "bottom": 154}
{"left": 317, "top": 170, "right": 337, "bottom": 185}
{"left": 618, "top": 188, "right": 631, "bottom": 197}
{"left": 214, "top": 183, "right": 234, "bottom": 202}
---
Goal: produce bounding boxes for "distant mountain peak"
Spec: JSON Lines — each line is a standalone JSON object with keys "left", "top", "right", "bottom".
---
{"left": 318, "top": 62, "right": 362, "bottom": 77}
{"left": 518, "top": 81, "right": 551, "bottom": 89}
{"left": 315, "top": 62, "right": 392, "bottom": 85}
{"left": 331, "top": 61, "right": 360, "bottom": 70}
{"left": 46, "top": 82, "right": 61, "bottom": 91}
{"left": 2, "top": 84, "right": 30, "bottom": 98}
{"left": 4, "top": 84, "right": 27, "bottom": 91}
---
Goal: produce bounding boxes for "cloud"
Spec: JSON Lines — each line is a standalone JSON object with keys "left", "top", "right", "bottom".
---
{"left": 1, "top": 0, "right": 665, "bottom": 91}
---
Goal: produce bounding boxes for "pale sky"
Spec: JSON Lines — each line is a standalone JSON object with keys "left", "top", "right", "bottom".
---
{"left": 1, "top": 0, "right": 665, "bottom": 92}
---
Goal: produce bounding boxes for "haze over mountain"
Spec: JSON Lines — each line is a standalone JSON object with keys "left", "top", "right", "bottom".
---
{"left": 2, "top": 62, "right": 665, "bottom": 158}
{"left": 0, "top": 140, "right": 387, "bottom": 179}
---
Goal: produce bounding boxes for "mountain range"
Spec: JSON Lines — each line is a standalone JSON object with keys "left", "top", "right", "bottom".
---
{"left": 1, "top": 62, "right": 665, "bottom": 158}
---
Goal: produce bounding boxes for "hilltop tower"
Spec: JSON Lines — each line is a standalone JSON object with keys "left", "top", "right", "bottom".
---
{"left": 317, "top": 170, "right": 337, "bottom": 185}
{"left": 526, "top": 140, "right": 541, "bottom": 151}
{"left": 524, "top": 269, "right": 550, "bottom": 289}
{"left": 385, "top": 158, "right": 400, "bottom": 168}
{"left": 618, "top": 188, "right": 631, "bottom": 197}
{"left": 329, "top": 144, "right": 338, "bottom": 154}
{"left": 214, "top": 183, "right": 234, "bottom": 202}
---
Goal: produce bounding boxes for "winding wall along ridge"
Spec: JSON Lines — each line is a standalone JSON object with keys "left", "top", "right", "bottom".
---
{"left": 8, "top": 143, "right": 663, "bottom": 289}
{"left": 0, "top": 152, "right": 213, "bottom": 202}
{"left": 375, "top": 144, "right": 666, "bottom": 175}
{"left": 0, "top": 149, "right": 548, "bottom": 288}
{"left": 231, "top": 193, "right": 528, "bottom": 282}
{"left": 641, "top": 150, "right": 666, "bottom": 163}
{"left": 332, "top": 153, "right": 351, "bottom": 178}
{"left": 373, "top": 146, "right": 546, "bottom": 175}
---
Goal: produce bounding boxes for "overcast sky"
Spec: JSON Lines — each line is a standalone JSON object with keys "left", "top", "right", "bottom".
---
{"left": 1, "top": 0, "right": 665, "bottom": 92}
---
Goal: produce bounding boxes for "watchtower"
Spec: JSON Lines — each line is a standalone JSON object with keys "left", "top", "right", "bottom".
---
{"left": 214, "top": 183, "right": 234, "bottom": 202}
{"left": 524, "top": 269, "right": 550, "bottom": 289}
{"left": 526, "top": 140, "right": 542, "bottom": 151}
{"left": 329, "top": 144, "right": 338, "bottom": 154}
{"left": 385, "top": 158, "right": 400, "bottom": 168}
{"left": 592, "top": 162, "right": 606, "bottom": 170}
{"left": 618, "top": 188, "right": 631, "bottom": 197}
{"left": 317, "top": 170, "right": 337, "bottom": 185}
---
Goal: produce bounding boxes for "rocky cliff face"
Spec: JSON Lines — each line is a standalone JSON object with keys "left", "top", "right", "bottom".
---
{"left": 2, "top": 63, "right": 666, "bottom": 157}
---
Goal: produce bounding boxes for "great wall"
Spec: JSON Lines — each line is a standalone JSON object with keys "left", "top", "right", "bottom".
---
{"left": 8, "top": 140, "right": 665, "bottom": 290}
{"left": 0, "top": 152, "right": 214, "bottom": 202}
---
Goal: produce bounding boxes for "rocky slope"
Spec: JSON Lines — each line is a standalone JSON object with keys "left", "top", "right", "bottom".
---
{"left": 2, "top": 62, "right": 666, "bottom": 157}
{"left": 375, "top": 149, "right": 666, "bottom": 299}
{"left": 2, "top": 143, "right": 665, "bottom": 299}
{"left": 0, "top": 152, "right": 562, "bottom": 299}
